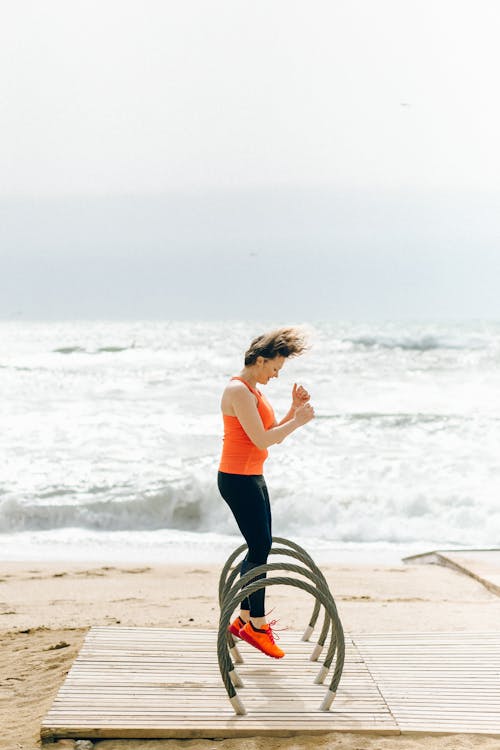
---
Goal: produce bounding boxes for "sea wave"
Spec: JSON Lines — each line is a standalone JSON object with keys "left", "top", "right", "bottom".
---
{"left": 345, "top": 334, "right": 485, "bottom": 351}
{"left": 316, "top": 412, "right": 460, "bottom": 425}
{"left": 0, "top": 478, "right": 227, "bottom": 534}
{"left": 52, "top": 344, "right": 136, "bottom": 354}
{"left": 0, "top": 364, "right": 33, "bottom": 371}
{"left": 2, "top": 319, "right": 499, "bottom": 554}
{"left": 2, "top": 476, "right": 499, "bottom": 549}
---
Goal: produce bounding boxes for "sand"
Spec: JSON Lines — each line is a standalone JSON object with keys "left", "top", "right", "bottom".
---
{"left": 1, "top": 559, "right": 500, "bottom": 750}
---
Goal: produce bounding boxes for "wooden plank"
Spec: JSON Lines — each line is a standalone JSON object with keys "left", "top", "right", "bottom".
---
{"left": 402, "top": 548, "right": 500, "bottom": 596}
{"left": 42, "top": 626, "right": 397, "bottom": 740}
{"left": 353, "top": 632, "right": 500, "bottom": 736}
{"left": 42, "top": 627, "right": 500, "bottom": 741}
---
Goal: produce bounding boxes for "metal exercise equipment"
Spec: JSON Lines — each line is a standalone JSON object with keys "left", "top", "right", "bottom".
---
{"left": 217, "top": 537, "right": 345, "bottom": 715}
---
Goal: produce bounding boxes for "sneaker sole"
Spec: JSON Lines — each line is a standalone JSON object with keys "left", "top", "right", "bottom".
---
{"left": 238, "top": 628, "right": 285, "bottom": 659}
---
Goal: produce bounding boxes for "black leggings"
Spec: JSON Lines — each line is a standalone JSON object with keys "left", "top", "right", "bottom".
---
{"left": 217, "top": 471, "right": 272, "bottom": 618}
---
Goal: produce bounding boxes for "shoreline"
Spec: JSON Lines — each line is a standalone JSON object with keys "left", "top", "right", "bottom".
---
{"left": 2, "top": 560, "right": 500, "bottom": 750}
{"left": 0, "top": 528, "right": 470, "bottom": 567}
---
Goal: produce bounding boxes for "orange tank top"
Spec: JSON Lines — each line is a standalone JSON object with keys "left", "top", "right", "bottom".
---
{"left": 219, "top": 377, "right": 275, "bottom": 475}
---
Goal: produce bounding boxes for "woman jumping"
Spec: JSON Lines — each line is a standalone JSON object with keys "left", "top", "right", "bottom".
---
{"left": 217, "top": 327, "right": 314, "bottom": 659}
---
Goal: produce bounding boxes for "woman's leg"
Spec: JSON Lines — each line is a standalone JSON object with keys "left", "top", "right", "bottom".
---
{"left": 218, "top": 472, "right": 272, "bottom": 620}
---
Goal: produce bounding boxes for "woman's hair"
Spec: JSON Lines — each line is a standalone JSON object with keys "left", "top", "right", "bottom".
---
{"left": 244, "top": 327, "right": 309, "bottom": 366}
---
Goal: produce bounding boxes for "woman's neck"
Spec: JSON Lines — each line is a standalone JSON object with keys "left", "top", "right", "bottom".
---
{"left": 238, "top": 367, "right": 258, "bottom": 388}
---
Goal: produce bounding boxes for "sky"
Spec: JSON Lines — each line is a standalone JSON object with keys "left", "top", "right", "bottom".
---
{"left": 1, "top": 1, "right": 500, "bottom": 320}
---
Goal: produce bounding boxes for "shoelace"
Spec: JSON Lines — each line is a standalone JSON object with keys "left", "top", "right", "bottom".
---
{"left": 264, "top": 619, "right": 288, "bottom": 643}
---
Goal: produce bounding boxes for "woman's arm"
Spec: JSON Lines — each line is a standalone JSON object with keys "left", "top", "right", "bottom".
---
{"left": 276, "top": 383, "right": 311, "bottom": 426}
{"left": 276, "top": 407, "right": 296, "bottom": 426}
{"left": 232, "top": 385, "right": 314, "bottom": 450}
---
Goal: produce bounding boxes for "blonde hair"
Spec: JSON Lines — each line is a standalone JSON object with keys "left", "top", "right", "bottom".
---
{"left": 244, "top": 327, "right": 308, "bottom": 366}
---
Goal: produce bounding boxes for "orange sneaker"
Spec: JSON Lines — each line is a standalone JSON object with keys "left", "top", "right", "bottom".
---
{"left": 238, "top": 620, "right": 285, "bottom": 659}
{"left": 228, "top": 615, "right": 246, "bottom": 639}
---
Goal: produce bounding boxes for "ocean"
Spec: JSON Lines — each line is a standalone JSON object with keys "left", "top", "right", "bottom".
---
{"left": 1, "top": 319, "right": 498, "bottom": 565}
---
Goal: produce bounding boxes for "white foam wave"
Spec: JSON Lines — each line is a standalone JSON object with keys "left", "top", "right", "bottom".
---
{"left": 346, "top": 334, "right": 486, "bottom": 351}
{"left": 53, "top": 344, "right": 136, "bottom": 354}
{"left": 2, "top": 319, "right": 500, "bottom": 555}
{"left": 2, "top": 475, "right": 499, "bottom": 549}
{"left": 0, "top": 478, "right": 227, "bottom": 534}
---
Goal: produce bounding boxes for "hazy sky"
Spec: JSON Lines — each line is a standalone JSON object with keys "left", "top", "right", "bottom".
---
{"left": 1, "top": 1, "right": 500, "bottom": 319}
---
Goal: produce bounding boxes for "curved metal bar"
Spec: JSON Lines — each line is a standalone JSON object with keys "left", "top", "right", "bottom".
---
{"left": 218, "top": 537, "right": 343, "bottom": 681}
{"left": 217, "top": 571, "right": 345, "bottom": 714}
{"left": 217, "top": 543, "right": 246, "bottom": 657}
{"left": 219, "top": 562, "right": 343, "bottom": 693}
{"left": 220, "top": 561, "right": 243, "bottom": 655}
{"left": 222, "top": 561, "right": 341, "bottom": 673}
{"left": 219, "top": 539, "right": 339, "bottom": 666}
{"left": 222, "top": 563, "right": 242, "bottom": 606}
{"left": 273, "top": 537, "right": 324, "bottom": 636}
{"left": 218, "top": 539, "right": 319, "bottom": 658}
{"left": 218, "top": 542, "right": 247, "bottom": 605}
{"left": 218, "top": 537, "right": 330, "bottom": 640}
{"left": 218, "top": 537, "right": 321, "bottom": 607}
{"left": 256, "top": 548, "right": 333, "bottom": 659}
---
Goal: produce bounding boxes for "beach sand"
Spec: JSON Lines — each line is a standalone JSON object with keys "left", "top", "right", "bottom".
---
{"left": 1, "top": 560, "right": 500, "bottom": 750}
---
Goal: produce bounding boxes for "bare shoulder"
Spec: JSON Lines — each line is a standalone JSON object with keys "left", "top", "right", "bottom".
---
{"left": 224, "top": 379, "right": 253, "bottom": 401}
{"left": 221, "top": 379, "right": 255, "bottom": 414}
{"left": 226, "top": 378, "right": 248, "bottom": 393}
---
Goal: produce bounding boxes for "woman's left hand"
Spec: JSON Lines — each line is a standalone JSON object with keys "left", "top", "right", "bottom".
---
{"left": 292, "top": 383, "right": 310, "bottom": 409}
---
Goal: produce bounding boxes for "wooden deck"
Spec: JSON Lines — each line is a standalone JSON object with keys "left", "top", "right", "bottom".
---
{"left": 355, "top": 632, "right": 500, "bottom": 734}
{"left": 41, "top": 627, "right": 500, "bottom": 741}
{"left": 403, "top": 548, "right": 500, "bottom": 596}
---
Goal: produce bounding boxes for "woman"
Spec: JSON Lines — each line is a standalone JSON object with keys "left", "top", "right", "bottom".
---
{"left": 217, "top": 327, "right": 314, "bottom": 659}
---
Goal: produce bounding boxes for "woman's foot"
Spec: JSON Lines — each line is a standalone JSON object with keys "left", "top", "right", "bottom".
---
{"left": 228, "top": 615, "right": 247, "bottom": 639}
{"left": 238, "top": 620, "right": 285, "bottom": 658}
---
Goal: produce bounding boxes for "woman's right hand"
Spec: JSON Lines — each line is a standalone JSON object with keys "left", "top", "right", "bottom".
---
{"left": 294, "top": 402, "right": 315, "bottom": 426}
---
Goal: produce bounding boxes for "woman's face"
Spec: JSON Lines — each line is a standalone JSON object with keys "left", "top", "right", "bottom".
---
{"left": 256, "top": 355, "right": 286, "bottom": 384}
